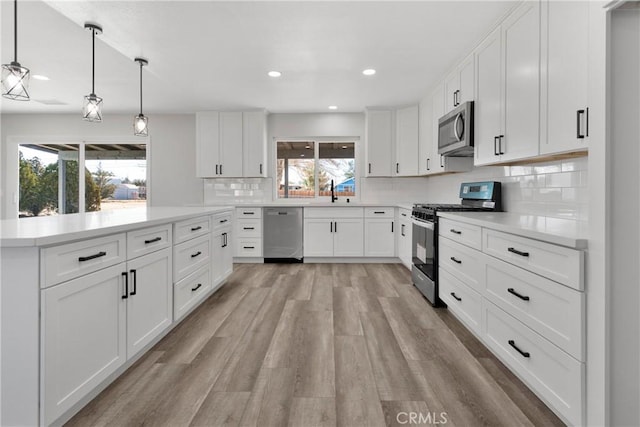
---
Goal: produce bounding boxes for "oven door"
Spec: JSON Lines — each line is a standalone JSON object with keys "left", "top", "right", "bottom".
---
{"left": 411, "top": 218, "right": 435, "bottom": 281}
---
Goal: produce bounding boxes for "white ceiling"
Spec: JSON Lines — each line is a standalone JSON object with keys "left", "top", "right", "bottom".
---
{"left": 0, "top": 1, "right": 517, "bottom": 115}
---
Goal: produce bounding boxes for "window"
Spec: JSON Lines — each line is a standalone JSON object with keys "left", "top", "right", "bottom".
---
{"left": 18, "top": 142, "right": 147, "bottom": 217}
{"left": 276, "top": 141, "right": 355, "bottom": 199}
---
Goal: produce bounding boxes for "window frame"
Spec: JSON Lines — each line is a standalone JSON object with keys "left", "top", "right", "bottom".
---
{"left": 7, "top": 136, "right": 151, "bottom": 219}
{"left": 274, "top": 138, "right": 358, "bottom": 201}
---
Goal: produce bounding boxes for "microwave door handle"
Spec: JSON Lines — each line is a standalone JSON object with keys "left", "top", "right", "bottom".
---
{"left": 453, "top": 113, "right": 463, "bottom": 141}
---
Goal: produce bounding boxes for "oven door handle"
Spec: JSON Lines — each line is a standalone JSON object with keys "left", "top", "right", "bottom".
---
{"left": 411, "top": 218, "right": 435, "bottom": 230}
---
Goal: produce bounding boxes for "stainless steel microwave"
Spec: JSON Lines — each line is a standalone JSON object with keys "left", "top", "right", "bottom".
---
{"left": 438, "top": 101, "right": 474, "bottom": 156}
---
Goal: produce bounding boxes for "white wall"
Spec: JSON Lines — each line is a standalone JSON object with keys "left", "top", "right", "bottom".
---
{"left": 0, "top": 113, "right": 202, "bottom": 219}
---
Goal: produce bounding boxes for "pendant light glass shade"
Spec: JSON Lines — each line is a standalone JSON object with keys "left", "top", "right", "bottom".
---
{"left": 83, "top": 23, "right": 103, "bottom": 122}
{"left": 133, "top": 57, "right": 149, "bottom": 136}
{"left": 2, "top": 0, "right": 30, "bottom": 100}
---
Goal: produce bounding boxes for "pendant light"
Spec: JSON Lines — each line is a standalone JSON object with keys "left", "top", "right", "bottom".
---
{"left": 82, "top": 23, "right": 103, "bottom": 122}
{"left": 133, "top": 57, "right": 149, "bottom": 136}
{"left": 1, "top": 0, "right": 30, "bottom": 101}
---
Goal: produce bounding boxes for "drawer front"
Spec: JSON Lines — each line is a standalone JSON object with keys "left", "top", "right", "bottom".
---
{"left": 174, "top": 266, "right": 211, "bottom": 321}
{"left": 484, "top": 256, "right": 584, "bottom": 360}
{"left": 173, "top": 216, "right": 211, "bottom": 244}
{"left": 304, "top": 207, "right": 364, "bottom": 219}
{"left": 438, "top": 236, "right": 484, "bottom": 293}
{"left": 484, "top": 301, "right": 584, "bottom": 426}
{"left": 483, "top": 229, "right": 583, "bottom": 290}
{"left": 438, "top": 268, "right": 482, "bottom": 336}
{"left": 438, "top": 218, "right": 482, "bottom": 250}
{"left": 41, "top": 234, "right": 126, "bottom": 288}
{"left": 237, "top": 219, "right": 262, "bottom": 238}
{"left": 173, "top": 234, "right": 211, "bottom": 282}
{"left": 127, "top": 224, "right": 172, "bottom": 259}
{"left": 236, "top": 207, "right": 262, "bottom": 219}
{"left": 212, "top": 211, "right": 232, "bottom": 231}
{"left": 235, "top": 238, "right": 263, "bottom": 257}
{"left": 364, "top": 207, "right": 395, "bottom": 218}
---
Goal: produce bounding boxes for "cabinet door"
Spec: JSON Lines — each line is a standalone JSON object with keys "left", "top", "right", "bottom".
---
{"left": 458, "top": 54, "right": 475, "bottom": 104}
{"left": 542, "top": 1, "right": 589, "bottom": 155}
{"left": 398, "top": 216, "right": 412, "bottom": 269}
{"left": 42, "top": 264, "right": 126, "bottom": 425}
{"left": 219, "top": 112, "right": 244, "bottom": 177}
{"left": 334, "top": 219, "right": 364, "bottom": 257}
{"left": 365, "top": 110, "right": 393, "bottom": 177}
{"left": 213, "top": 226, "right": 233, "bottom": 285}
{"left": 501, "top": 1, "right": 540, "bottom": 162}
{"left": 196, "top": 112, "right": 220, "bottom": 177}
{"left": 243, "top": 111, "right": 267, "bottom": 177}
{"left": 431, "top": 83, "right": 447, "bottom": 173}
{"left": 475, "top": 27, "right": 503, "bottom": 166}
{"left": 126, "top": 248, "right": 172, "bottom": 357}
{"left": 395, "top": 105, "right": 419, "bottom": 176}
{"left": 304, "top": 219, "right": 334, "bottom": 257}
{"left": 418, "top": 95, "right": 434, "bottom": 175}
{"left": 364, "top": 218, "right": 395, "bottom": 257}
{"left": 444, "top": 69, "right": 459, "bottom": 112}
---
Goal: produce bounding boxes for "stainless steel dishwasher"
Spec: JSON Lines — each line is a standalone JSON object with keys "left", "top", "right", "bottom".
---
{"left": 263, "top": 207, "right": 303, "bottom": 262}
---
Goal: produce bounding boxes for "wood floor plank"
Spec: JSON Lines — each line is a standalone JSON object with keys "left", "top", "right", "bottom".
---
{"left": 334, "top": 336, "right": 385, "bottom": 427}
{"left": 263, "top": 300, "right": 306, "bottom": 368}
{"left": 136, "top": 337, "right": 239, "bottom": 426}
{"left": 255, "top": 368, "right": 296, "bottom": 426}
{"left": 190, "top": 392, "right": 251, "bottom": 427}
{"left": 393, "top": 285, "right": 446, "bottom": 329}
{"left": 237, "top": 368, "right": 269, "bottom": 427}
{"left": 312, "top": 263, "right": 333, "bottom": 276}
{"left": 354, "top": 269, "right": 399, "bottom": 297}
{"left": 405, "top": 360, "right": 457, "bottom": 427}
{"left": 294, "top": 310, "right": 335, "bottom": 398}
{"left": 214, "top": 288, "right": 270, "bottom": 338}
{"left": 308, "top": 274, "right": 334, "bottom": 311}
{"left": 288, "top": 398, "right": 336, "bottom": 427}
{"left": 333, "top": 287, "right": 363, "bottom": 336}
{"left": 360, "top": 311, "right": 423, "bottom": 401}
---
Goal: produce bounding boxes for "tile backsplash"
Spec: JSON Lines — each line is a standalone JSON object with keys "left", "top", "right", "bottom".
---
{"left": 203, "top": 156, "right": 588, "bottom": 221}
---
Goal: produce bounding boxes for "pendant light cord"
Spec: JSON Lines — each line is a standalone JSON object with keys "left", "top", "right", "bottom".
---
{"left": 13, "top": 0, "right": 18, "bottom": 63}
{"left": 91, "top": 28, "right": 95, "bottom": 94}
{"left": 139, "top": 62, "right": 143, "bottom": 115}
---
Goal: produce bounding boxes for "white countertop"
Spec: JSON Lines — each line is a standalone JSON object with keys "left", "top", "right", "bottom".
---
{"left": 0, "top": 206, "right": 234, "bottom": 248}
{"left": 208, "top": 201, "right": 415, "bottom": 209}
{"left": 437, "top": 211, "right": 588, "bottom": 249}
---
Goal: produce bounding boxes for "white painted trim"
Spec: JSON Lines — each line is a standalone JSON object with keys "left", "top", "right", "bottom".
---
{"left": 303, "top": 257, "right": 400, "bottom": 264}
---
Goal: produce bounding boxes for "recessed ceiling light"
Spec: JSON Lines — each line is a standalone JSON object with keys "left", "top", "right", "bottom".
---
{"left": 328, "top": 105, "right": 338, "bottom": 110}
{"left": 32, "top": 74, "right": 50, "bottom": 81}
{"left": 362, "top": 69, "right": 376, "bottom": 76}
{"left": 268, "top": 71, "right": 281, "bottom": 78}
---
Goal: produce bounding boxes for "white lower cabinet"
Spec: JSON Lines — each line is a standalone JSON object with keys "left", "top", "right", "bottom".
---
{"left": 364, "top": 218, "right": 395, "bottom": 257}
{"left": 303, "top": 218, "right": 364, "bottom": 257}
{"left": 174, "top": 266, "right": 211, "bottom": 321}
{"left": 333, "top": 219, "right": 364, "bottom": 257}
{"left": 42, "top": 264, "right": 127, "bottom": 426}
{"left": 213, "top": 224, "right": 233, "bottom": 285}
{"left": 125, "top": 248, "right": 173, "bottom": 356}
{"left": 438, "top": 216, "right": 585, "bottom": 426}
{"left": 303, "top": 219, "right": 335, "bottom": 256}
{"left": 398, "top": 209, "right": 412, "bottom": 269}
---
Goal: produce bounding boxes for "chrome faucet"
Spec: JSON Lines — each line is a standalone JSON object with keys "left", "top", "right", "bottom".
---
{"left": 331, "top": 179, "right": 338, "bottom": 203}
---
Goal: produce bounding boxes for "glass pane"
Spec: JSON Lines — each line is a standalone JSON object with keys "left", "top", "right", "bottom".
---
{"left": 85, "top": 143, "right": 147, "bottom": 211}
{"left": 277, "top": 141, "right": 315, "bottom": 198}
{"left": 318, "top": 142, "right": 355, "bottom": 198}
{"left": 18, "top": 144, "right": 79, "bottom": 217}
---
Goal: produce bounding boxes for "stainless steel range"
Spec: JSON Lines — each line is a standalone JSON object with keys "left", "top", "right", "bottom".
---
{"left": 411, "top": 181, "right": 502, "bottom": 306}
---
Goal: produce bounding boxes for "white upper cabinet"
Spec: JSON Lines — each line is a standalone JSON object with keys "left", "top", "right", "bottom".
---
{"left": 475, "top": 2, "right": 540, "bottom": 166}
{"left": 418, "top": 94, "right": 434, "bottom": 175}
{"left": 196, "top": 112, "right": 220, "bottom": 177}
{"left": 196, "top": 110, "right": 267, "bottom": 178}
{"left": 365, "top": 109, "right": 394, "bottom": 177}
{"left": 243, "top": 111, "right": 267, "bottom": 177}
{"left": 540, "top": 1, "right": 589, "bottom": 155}
{"left": 394, "top": 105, "right": 420, "bottom": 176}
{"left": 444, "top": 53, "right": 475, "bottom": 112}
{"left": 218, "top": 112, "right": 244, "bottom": 177}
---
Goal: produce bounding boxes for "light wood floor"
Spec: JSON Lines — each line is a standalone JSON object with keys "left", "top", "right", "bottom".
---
{"left": 66, "top": 263, "right": 564, "bottom": 427}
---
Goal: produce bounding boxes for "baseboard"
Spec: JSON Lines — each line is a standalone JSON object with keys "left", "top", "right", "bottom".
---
{"left": 303, "top": 257, "right": 401, "bottom": 264}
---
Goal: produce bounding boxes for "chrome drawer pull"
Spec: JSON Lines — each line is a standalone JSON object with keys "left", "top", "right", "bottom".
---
{"left": 191, "top": 226, "right": 202, "bottom": 232}
{"left": 191, "top": 251, "right": 202, "bottom": 258}
{"left": 144, "top": 237, "right": 162, "bottom": 244}
{"left": 508, "top": 247, "right": 529, "bottom": 257}
{"left": 450, "top": 292, "right": 462, "bottom": 302}
{"left": 507, "top": 288, "right": 530, "bottom": 301}
{"left": 191, "top": 283, "right": 202, "bottom": 292}
{"left": 508, "top": 340, "right": 530, "bottom": 358}
{"left": 450, "top": 257, "right": 462, "bottom": 264}
{"left": 78, "top": 251, "right": 107, "bottom": 262}
{"left": 450, "top": 229, "right": 462, "bottom": 235}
